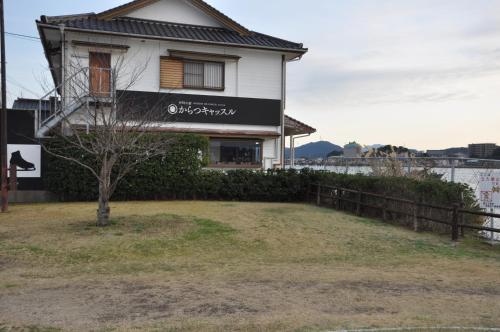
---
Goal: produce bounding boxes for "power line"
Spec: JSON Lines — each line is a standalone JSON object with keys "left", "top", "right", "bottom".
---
{"left": 4, "top": 34, "right": 40, "bottom": 43}
{"left": 6, "top": 77, "right": 40, "bottom": 98}
{"left": 5, "top": 32, "right": 40, "bottom": 40}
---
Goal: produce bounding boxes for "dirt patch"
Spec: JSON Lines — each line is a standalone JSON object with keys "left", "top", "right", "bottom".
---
{"left": 0, "top": 280, "right": 263, "bottom": 329}
{"left": 183, "top": 301, "right": 259, "bottom": 316}
{"left": 237, "top": 279, "right": 500, "bottom": 297}
{"left": 0, "top": 256, "right": 15, "bottom": 272}
{"left": 2, "top": 278, "right": 499, "bottom": 330}
{"left": 334, "top": 280, "right": 500, "bottom": 297}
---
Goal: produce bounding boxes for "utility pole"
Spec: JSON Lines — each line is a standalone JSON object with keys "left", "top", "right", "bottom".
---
{"left": 0, "top": 0, "right": 8, "bottom": 212}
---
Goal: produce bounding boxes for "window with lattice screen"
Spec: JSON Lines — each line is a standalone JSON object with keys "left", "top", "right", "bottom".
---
{"left": 160, "top": 57, "right": 224, "bottom": 90}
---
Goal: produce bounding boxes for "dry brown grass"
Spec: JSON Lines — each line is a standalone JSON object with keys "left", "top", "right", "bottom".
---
{"left": 0, "top": 201, "right": 499, "bottom": 332}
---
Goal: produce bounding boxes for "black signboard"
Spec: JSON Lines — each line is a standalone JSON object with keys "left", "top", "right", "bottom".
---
{"left": 117, "top": 90, "right": 281, "bottom": 126}
{"left": 8, "top": 109, "right": 35, "bottom": 144}
{"left": 7, "top": 109, "right": 45, "bottom": 190}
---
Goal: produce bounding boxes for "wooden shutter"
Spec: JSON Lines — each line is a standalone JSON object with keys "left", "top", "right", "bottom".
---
{"left": 160, "top": 57, "right": 183, "bottom": 89}
{"left": 89, "top": 52, "right": 111, "bottom": 96}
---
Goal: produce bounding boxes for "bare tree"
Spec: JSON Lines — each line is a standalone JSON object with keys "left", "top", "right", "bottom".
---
{"left": 41, "top": 54, "right": 173, "bottom": 226}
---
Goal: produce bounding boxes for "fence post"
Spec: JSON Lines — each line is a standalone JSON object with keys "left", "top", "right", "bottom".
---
{"left": 331, "top": 189, "right": 336, "bottom": 209}
{"left": 382, "top": 194, "right": 388, "bottom": 221}
{"left": 9, "top": 164, "right": 17, "bottom": 192}
{"left": 413, "top": 199, "right": 419, "bottom": 232}
{"left": 459, "top": 201, "right": 465, "bottom": 237}
{"left": 356, "top": 190, "right": 362, "bottom": 216}
{"left": 451, "top": 204, "right": 459, "bottom": 242}
{"left": 316, "top": 184, "right": 321, "bottom": 206}
{"left": 337, "top": 187, "right": 343, "bottom": 211}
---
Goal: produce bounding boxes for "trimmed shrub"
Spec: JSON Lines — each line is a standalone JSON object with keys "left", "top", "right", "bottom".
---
{"left": 43, "top": 133, "right": 209, "bottom": 202}
{"left": 44, "top": 133, "right": 477, "bottom": 220}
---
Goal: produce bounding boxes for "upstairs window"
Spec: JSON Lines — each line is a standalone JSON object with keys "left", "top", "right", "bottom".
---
{"left": 183, "top": 61, "right": 204, "bottom": 88}
{"left": 89, "top": 52, "right": 111, "bottom": 97}
{"left": 160, "top": 57, "right": 224, "bottom": 91}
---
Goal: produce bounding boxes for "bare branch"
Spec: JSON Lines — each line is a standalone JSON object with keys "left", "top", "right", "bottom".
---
{"left": 39, "top": 53, "right": 176, "bottom": 225}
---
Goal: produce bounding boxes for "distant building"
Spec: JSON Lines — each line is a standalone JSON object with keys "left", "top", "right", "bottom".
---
{"left": 427, "top": 150, "right": 447, "bottom": 158}
{"left": 343, "top": 142, "right": 362, "bottom": 158}
{"left": 453, "top": 152, "right": 468, "bottom": 159}
{"left": 427, "top": 147, "right": 468, "bottom": 158}
{"left": 468, "top": 143, "right": 497, "bottom": 159}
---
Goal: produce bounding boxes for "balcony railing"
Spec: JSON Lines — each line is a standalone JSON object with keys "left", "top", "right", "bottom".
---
{"left": 35, "top": 67, "right": 115, "bottom": 137}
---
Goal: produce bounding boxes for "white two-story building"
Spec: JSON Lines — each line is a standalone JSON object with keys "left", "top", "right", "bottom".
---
{"left": 35, "top": 0, "right": 315, "bottom": 169}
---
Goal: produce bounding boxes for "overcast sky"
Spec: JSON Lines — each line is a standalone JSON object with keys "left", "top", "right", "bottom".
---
{"left": 4, "top": 0, "right": 500, "bottom": 150}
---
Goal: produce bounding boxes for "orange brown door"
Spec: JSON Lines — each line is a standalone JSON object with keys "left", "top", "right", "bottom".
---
{"left": 89, "top": 52, "right": 111, "bottom": 96}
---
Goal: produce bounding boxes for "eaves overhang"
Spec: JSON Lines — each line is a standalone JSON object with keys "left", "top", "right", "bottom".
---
{"left": 36, "top": 22, "right": 308, "bottom": 57}
{"left": 36, "top": 21, "right": 62, "bottom": 91}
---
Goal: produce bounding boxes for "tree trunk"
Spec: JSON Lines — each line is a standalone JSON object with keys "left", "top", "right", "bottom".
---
{"left": 96, "top": 162, "right": 113, "bottom": 227}
{"left": 97, "top": 182, "right": 111, "bottom": 227}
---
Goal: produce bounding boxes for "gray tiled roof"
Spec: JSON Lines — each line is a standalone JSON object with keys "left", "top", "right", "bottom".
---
{"left": 39, "top": 16, "right": 307, "bottom": 53}
{"left": 285, "top": 115, "right": 316, "bottom": 136}
{"left": 12, "top": 98, "right": 51, "bottom": 112}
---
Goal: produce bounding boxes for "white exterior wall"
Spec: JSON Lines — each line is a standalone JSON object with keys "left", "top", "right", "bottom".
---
{"left": 63, "top": 31, "right": 284, "bottom": 168}
{"left": 124, "top": 0, "right": 223, "bottom": 27}
{"left": 263, "top": 138, "right": 280, "bottom": 170}
{"left": 65, "top": 32, "right": 284, "bottom": 100}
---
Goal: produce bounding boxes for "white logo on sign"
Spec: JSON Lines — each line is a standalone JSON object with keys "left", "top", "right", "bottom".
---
{"left": 167, "top": 104, "right": 178, "bottom": 115}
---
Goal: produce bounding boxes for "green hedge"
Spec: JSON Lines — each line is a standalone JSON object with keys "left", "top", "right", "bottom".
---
{"left": 44, "top": 133, "right": 477, "bottom": 211}
{"left": 43, "top": 133, "right": 209, "bottom": 201}
{"left": 190, "top": 169, "right": 476, "bottom": 208}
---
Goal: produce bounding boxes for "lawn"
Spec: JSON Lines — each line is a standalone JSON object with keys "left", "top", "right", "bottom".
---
{"left": 0, "top": 201, "right": 499, "bottom": 331}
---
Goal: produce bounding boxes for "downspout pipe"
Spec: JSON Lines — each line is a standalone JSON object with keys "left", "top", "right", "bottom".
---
{"left": 59, "top": 24, "right": 65, "bottom": 108}
{"left": 291, "top": 133, "right": 311, "bottom": 168}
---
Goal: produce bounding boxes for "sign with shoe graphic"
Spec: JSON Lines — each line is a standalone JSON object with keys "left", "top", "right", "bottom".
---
{"left": 7, "top": 144, "right": 41, "bottom": 178}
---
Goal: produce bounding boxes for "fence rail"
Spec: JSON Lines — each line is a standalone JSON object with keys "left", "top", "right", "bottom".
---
{"left": 308, "top": 183, "right": 500, "bottom": 241}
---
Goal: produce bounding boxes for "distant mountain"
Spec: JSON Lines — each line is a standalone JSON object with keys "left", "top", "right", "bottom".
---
{"left": 286, "top": 141, "right": 343, "bottom": 159}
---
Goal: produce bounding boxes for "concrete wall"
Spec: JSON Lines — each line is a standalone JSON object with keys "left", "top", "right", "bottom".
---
{"left": 9, "top": 191, "right": 57, "bottom": 204}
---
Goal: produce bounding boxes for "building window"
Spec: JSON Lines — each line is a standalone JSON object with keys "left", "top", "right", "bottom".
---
{"left": 89, "top": 52, "right": 111, "bottom": 96}
{"left": 160, "top": 57, "right": 225, "bottom": 91}
{"left": 184, "top": 62, "right": 204, "bottom": 88}
{"left": 210, "top": 138, "right": 262, "bottom": 167}
{"left": 183, "top": 61, "right": 224, "bottom": 90}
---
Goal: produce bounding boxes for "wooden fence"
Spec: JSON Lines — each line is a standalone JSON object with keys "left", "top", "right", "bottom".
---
{"left": 307, "top": 183, "right": 500, "bottom": 241}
